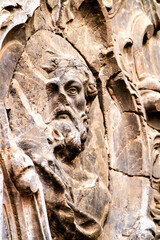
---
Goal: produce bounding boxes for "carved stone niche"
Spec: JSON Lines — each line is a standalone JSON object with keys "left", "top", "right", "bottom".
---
{"left": 0, "top": 26, "right": 110, "bottom": 239}
{"left": 2, "top": 0, "right": 160, "bottom": 239}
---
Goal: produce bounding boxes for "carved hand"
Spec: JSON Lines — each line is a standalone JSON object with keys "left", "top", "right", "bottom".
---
{"left": 7, "top": 148, "right": 40, "bottom": 195}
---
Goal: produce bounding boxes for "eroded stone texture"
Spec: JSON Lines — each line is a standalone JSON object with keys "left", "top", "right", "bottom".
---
{"left": 1, "top": 0, "right": 160, "bottom": 239}
{"left": 103, "top": 0, "right": 160, "bottom": 239}
{"left": 0, "top": 22, "right": 110, "bottom": 239}
{"left": 0, "top": 0, "right": 40, "bottom": 48}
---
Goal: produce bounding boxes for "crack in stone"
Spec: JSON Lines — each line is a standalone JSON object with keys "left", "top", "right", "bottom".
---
{"left": 109, "top": 167, "right": 151, "bottom": 179}
{"left": 123, "top": 110, "right": 144, "bottom": 116}
{"left": 62, "top": 35, "right": 98, "bottom": 74}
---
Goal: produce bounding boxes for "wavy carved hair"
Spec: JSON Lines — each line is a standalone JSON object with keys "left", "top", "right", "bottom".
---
{"left": 42, "top": 49, "right": 97, "bottom": 106}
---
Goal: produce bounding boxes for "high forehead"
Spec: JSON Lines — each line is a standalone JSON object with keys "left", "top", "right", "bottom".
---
{"left": 50, "top": 68, "right": 85, "bottom": 85}
{"left": 47, "top": 72, "right": 84, "bottom": 87}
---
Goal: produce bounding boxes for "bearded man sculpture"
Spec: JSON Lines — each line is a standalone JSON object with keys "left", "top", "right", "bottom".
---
{"left": 1, "top": 30, "right": 110, "bottom": 240}
{"left": 45, "top": 54, "right": 96, "bottom": 162}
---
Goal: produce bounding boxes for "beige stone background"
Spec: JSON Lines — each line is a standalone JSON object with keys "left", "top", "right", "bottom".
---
{"left": 1, "top": 0, "right": 160, "bottom": 239}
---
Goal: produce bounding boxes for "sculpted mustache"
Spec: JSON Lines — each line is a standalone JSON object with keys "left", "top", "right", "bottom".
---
{"left": 52, "top": 106, "right": 74, "bottom": 118}
{"left": 51, "top": 107, "right": 80, "bottom": 130}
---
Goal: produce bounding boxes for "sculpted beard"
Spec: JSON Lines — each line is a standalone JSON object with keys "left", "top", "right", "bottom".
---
{"left": 51, "top": 106, "right": 88, "bottom": 161}
{"left": 43, "top": 56, "right": 97, "bottom": 161}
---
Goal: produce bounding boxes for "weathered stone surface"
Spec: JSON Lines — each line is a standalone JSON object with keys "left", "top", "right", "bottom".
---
{"left": 0, "top": 40, "right": 23, "bottom": 100}
{"left": 101, "top": 171, "right": 154, "bottom": 240}
{"left": 0, "top": 25, "right": 110, "bottom": 239}
{"left": 104, "top": 1, "right": 160, "bottom": 238}
{"left": 1, "top": 0, "right": 160, "bottom": 239}
{"left": 0, "top": 0, "right": 40, "bottom": 48}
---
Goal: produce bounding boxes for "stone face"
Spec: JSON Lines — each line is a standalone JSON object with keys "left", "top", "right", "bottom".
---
{"left": 1, "top": 0, "right": 160, "bottom": 239}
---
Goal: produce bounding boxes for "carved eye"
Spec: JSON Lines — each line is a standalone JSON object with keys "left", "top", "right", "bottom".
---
{"left": 46, "top": 83, "right": 59, "bottom": 98}
{"left": 67, "top": 87, "right": 78, "bottom": 96}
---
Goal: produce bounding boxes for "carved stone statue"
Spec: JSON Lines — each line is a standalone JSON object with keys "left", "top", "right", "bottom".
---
{"left": 2, "top": 0, "right": 160, "bottom": 239}
{"left": 0, "top": 29, "right": 110, "bottom": 239}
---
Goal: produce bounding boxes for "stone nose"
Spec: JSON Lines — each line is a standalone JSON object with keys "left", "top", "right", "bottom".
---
{"left": 58, "top": 92, "right": 69, "bottom": 105}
